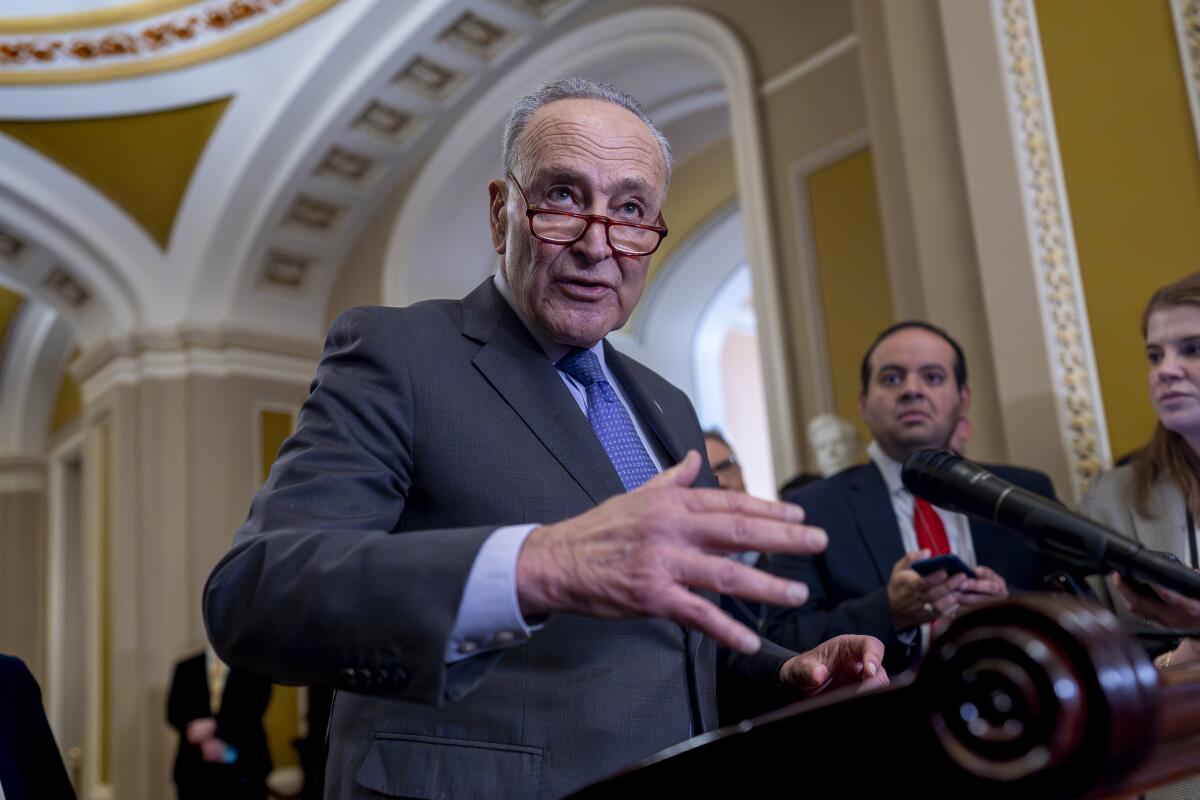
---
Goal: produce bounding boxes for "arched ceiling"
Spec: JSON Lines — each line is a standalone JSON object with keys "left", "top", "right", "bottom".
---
{"left": 0, "top": 0, "right": 601, "bottom": 347}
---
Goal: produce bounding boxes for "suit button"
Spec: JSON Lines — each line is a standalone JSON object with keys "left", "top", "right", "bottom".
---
{"left": 338, "top": 667, "right": 358, "bottom": 689}
{"left": 392, "top": 667, "right": 408, "bottom": 685}
{"left": 493, "top": 630, "right": 515, "bottom": 645}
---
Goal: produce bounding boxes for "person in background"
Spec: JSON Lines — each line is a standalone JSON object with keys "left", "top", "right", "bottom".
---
{"left": 1081, "top": 272, "right": 1200, "bottom": 800}
{"left": 0, "top": 653, "right": 75, "bottom": 800}
{"left": 765, "top": 321, "right": 1056, "bottom": 676}
{"left": 949, "top": 417, "right": 972, "bottom": 456}
{"left": 703, "top": 429, "right": 746, "bottom": 493}
{"left": 167, "top": 645, "right": 272, "bottom": 800}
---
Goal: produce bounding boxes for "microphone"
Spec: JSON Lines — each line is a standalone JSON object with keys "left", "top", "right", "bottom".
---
{"left": 900, "top": 449, "right": 1200, "bottom": 599}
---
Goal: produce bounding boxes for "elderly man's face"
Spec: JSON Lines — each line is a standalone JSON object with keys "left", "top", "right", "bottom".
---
{"left": 489, "top": 98, "right": 668, "bottom": 347}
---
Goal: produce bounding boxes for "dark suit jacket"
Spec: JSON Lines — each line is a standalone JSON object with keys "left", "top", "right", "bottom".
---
{"left": 166, "top": 652, "right": 272, "bottom": 798}
{"left": 203, "top": 280, "right": 792, "bottom": 800}
{"left": 0, "top": 655, "right": 75, "bottom": 800}
{"left": 763, "top": 462, "right": 1055, "bottom": 676}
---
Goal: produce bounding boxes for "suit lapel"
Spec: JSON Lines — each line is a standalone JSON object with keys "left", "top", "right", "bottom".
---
{"left": 849, "top": 465, "right": 906, "bottom": 584}
{"left": 462, "top": 281, "right": 625, "bottom": 504}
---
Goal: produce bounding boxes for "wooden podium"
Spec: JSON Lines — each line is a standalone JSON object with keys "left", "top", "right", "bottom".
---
{"left": 571, "top": 596, "right": 1200, "bottom": 799}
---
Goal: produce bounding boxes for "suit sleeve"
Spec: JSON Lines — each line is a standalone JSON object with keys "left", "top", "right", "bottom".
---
{"left": 762, "top": 552, "right": 906, "bottom": 656}
{"left": 203, "top": 308, "right": 499, "bottom": 704}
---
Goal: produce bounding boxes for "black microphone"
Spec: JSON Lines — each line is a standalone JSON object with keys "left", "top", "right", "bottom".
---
{"left": 900, "top": 448, "right": 1200, "bottom": 600}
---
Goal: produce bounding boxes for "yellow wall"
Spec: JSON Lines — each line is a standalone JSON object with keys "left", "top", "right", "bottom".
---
{"left": 0, "top": 288, "right": 21, "bottom": 350}
{"left": 1036, "top": 0, "right": 1200, "bottom": 460}
{"left": 647, "top": 138, "right": 736, "bottom": 287}
{"left": 0, "top": 99, "right": 229, "bottom": 248}
{"left": 258, "top": 409, "right": 301, "bottom": 769}
{"left": 50, "top": 353, "right": 82, "bottom": 434}
{"left": 807, "top": 148, "right": 894, "bottom": 444}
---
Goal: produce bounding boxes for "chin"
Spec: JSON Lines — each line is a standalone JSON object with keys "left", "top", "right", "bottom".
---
{"left": 539, "top": 305, "right": 625, "bottom": 347}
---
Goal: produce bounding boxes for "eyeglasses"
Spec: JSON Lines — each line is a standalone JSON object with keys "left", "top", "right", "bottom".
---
{"left": 711, "top": 454, "right": 739, "bottom": 473}
{"left": 507, "top": 172, "right": 668, "bottom": 257}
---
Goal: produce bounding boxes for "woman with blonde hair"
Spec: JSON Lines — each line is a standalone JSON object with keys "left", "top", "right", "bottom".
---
{"left": 1082, "top": 272, "right": 1200, "bottom": 799}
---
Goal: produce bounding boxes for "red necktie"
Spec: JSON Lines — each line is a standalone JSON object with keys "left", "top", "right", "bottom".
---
{"left": 913, "top": 497, "right": 950, "bottom": 556}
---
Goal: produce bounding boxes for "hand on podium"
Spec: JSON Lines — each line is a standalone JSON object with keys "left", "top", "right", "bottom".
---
{"left": 779, "top": 634, "right": 888, "bottom": 696}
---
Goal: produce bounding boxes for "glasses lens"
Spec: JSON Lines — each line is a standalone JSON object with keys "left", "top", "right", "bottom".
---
{"left": 531, "top": 213, "right": 586, "bottom": 243}
{"left": 610, "top": 224, "right": 660, "bottom": 255}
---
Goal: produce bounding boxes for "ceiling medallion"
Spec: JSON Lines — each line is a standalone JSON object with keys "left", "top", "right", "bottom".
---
{"left": 0, "top": 0, "right": 338, "bottom": 84}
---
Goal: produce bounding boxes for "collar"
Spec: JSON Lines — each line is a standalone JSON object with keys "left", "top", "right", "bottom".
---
{"left": 867, "top": 440, "right": 906, "bottom": 497}
{"left": 492, "top": 269, "right": 607, "bottom": 369}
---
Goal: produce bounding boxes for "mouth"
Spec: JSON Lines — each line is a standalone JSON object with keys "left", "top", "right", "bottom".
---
{"left": 897, "top": 410, "right": 930, "bottom": 425}
{"left": 1158, "top": 391, "right": 1193, "bottom": 403}
{"left": 556, "top": 278, "right": 613, "bottom": 301}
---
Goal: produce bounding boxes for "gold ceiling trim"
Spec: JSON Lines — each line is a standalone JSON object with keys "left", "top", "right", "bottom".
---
{"left": 0, "top": 0, "right": 198, "bottom": 35}
{"left": 0, "top": 0, "right": 339, "bottom": 84}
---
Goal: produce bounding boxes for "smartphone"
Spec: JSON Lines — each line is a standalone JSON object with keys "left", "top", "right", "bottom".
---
{"left": 911, "top": 554, "right": 977, "bottom": 579}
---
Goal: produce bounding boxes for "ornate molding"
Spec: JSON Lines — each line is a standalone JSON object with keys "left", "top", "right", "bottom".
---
{"left": 1171, "top": 0, "right": 1200, "bottom": 163}
{"left": 993, "top": 0, "right": 1110, "bottom": 495}
{"left": 0, "top": 0, "right": 338, "bottom": 84}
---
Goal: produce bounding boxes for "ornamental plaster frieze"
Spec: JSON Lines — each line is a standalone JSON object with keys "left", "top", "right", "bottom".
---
{"left": 0, "top": 0, "right": 339, "bottom": 84}
{"left": 1171, "top": 0, "right": 1200, "bottom": 161}
{"left": 993, "top": 0, "right": 1111, "bottom": 495}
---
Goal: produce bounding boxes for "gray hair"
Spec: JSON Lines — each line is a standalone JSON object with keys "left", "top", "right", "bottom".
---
{"left": 502, "top": 76, "right": 672, "bottom": 184}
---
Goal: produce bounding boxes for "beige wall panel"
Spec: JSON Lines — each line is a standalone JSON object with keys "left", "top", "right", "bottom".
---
{"left": 807, "top": 148, "right": 893, "bottom": 445}
{"left": 1037, "top": 0, "right": 1200, "bottom": 461}
{"left": 940, "top": 0, "right": 1082, "bottom": 496}
{"left": 852, "top": 0, "right": 1008, "bottom": 464}
{"left": 0, "top": 487, "right": 46, "bottom": 679}
{"left": 762, "top": 47, "right": 869, "bottom": 462}
{"left": 79, "top": 369, "right": 308, "bottom": 800}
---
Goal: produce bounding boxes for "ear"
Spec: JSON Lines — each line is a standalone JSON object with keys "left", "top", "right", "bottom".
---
{"left": 858, "top": 392, "right": 868, "bottom": 419}
{"left": 488, "top": 179, "right": 508, "bottom": 255}
{"left": 959, "top": 383, "right": 972, "bottom": 413}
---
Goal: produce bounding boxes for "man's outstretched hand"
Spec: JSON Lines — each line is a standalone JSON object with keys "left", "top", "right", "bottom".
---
{"left": 516, "top": 451, "right": 828, "bottom": 653}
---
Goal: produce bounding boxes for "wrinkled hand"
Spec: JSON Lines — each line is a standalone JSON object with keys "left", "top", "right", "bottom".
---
{"left": 886, "top": 550, "right": 967, "bottom": 629}
{"left": 516, "top": 451, "right": 827, "bottom": 654}
{"left": 779, "top": 635, "right": 889, "bottom": 696}
{"left": 1113, "top": 573, "right": 1200, "bottom": 629}
{"left": 186, "top": 717, "right": 217, "bottom": 744}
{"left": 199, "top": 737, "right": 228, "bottom": 763}
{"left": 957, "top": 565, "right": 1008, "bottom": 610}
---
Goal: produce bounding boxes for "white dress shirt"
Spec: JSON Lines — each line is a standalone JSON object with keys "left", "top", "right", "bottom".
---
{"left": 444, "top": 271, "right": 665, "bottom": 662}
{"left": 868, "top": 440, "right": 976, "bottom": 650}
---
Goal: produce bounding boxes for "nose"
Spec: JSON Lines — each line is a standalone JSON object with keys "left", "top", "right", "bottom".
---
{"left": 900, "top": 373, "right": 925, "bottom": 398}
{"left": 1154, "top": 351, "right": 1184, "bottom": 382}
{"left": 571, "top": 218, "right": 612, "bottom": 264}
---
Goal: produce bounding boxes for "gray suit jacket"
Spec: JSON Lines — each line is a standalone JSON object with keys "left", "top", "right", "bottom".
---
{"left": 1080, "top": 464, "right": 1200, "bottom": 800}
{"left": 203, "top": 280, "right": 791, "bottom": 799}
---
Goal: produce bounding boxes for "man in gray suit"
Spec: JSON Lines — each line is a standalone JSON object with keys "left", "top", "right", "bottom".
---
{"left": 204, "top": 78, "right": 887, "bottom": 799}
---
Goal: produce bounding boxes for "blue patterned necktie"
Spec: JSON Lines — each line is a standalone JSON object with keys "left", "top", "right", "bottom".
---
{"left": 557, "top": 347, "right": 659, "bottom": 491}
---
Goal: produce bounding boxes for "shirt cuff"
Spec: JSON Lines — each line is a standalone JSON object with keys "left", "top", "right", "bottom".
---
{"left": 445, "top": 524, "right": 541, "bottom": 663}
